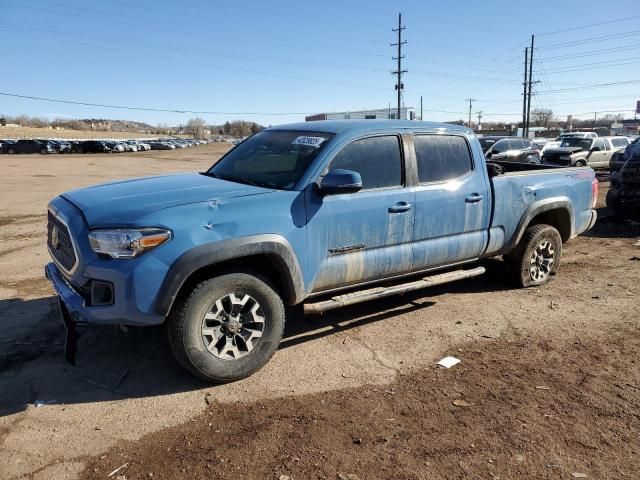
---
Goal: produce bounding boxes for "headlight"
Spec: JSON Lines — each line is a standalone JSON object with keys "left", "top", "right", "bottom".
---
{"left": 88, "top": 228, "right": 171, "bottom": 258}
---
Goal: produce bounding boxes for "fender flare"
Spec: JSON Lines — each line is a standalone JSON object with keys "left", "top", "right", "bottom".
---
{"left": 154, "top": 234, "right": 305, "bottom": 316}
{"left": 499, "top": 197, "right": 574, "bottom": 255}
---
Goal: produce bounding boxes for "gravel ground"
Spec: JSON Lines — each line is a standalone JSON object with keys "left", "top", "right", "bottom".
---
{"left": 0, "top": 147, "right": 638, "bottom": 479}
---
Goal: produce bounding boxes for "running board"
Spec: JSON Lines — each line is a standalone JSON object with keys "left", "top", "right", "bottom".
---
{"left": 303, "top": 266, "right": 486, "bottom": 314}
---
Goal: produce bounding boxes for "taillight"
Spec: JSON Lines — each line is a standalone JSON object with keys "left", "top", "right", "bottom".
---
{"left": 591, "top": 178, "right": 598, "bottom": 209}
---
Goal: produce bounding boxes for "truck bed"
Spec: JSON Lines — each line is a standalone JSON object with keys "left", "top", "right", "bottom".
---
{"left": 484, "top": 161, "right": 596, "bottom": 257}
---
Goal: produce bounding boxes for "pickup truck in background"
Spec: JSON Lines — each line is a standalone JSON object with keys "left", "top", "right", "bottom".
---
{"left": 45, "top": 120, "right": 598, "bottom": 382}
{"left": 543, "top": 135, "right": 630, "bottom": 168}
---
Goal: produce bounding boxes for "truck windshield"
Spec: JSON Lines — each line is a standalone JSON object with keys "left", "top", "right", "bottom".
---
{"left": 560, "top": 138, "right": 592, "bottom": 149}
{"left": 207, "top": 130, "right": 334, "bottom": 190}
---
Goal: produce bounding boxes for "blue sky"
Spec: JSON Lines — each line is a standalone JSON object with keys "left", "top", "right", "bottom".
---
{"left": 0, "top": 0, "right": 638, "bottom": 126}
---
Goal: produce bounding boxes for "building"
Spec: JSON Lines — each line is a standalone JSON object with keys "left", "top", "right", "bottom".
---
{"left": 305, "top": 107, "right": 415, "bottom": 122}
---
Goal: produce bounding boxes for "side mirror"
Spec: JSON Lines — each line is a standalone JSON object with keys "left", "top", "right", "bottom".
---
{"left": 319, "top": 169, "right": 362, "bottom": 195}
{"left": 590, "top": 146, "right": 601, "bottom": 152}
{"left": 485, "top": 151, "right": 492, "bottom": 158}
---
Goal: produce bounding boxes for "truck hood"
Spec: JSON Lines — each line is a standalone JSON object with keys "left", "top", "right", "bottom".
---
{"left": 62, "top": 173, "right": 273, "bottom": 226}
{"left": 544, "top": 147, "right": 585, "bottom": 155}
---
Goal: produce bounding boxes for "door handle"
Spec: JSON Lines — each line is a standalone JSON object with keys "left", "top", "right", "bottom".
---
{"left": 465, "top": 194, "right": 484, "bottom": 203}
{"left": 388, "top": 202, "right": 413, "bottom": 213}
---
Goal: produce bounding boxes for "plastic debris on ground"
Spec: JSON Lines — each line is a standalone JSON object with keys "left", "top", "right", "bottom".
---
{"left": 437, "top": 356, "right": 461, "bottom": 368}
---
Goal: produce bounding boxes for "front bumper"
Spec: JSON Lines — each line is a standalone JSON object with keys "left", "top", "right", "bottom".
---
{"left": 45, "top": 262, "right": 165, "bottom": 326}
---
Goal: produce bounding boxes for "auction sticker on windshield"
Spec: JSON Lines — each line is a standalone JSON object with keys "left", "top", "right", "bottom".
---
{"left": 292, "top": 136, "right": 327, "bottom": 148}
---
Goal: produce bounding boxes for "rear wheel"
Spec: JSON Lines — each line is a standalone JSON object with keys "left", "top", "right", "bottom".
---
{"left": 505, "top": 224, "right": 562, "bottom": 287}
{"left": 168, "top": 272, "right": 285, "bottom": 383}
{"left": 7, "top": 148, "right": 15, "bottom": 154}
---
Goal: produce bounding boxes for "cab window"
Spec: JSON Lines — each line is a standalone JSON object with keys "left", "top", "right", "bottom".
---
{"left": 414, "top": 135, "right": 473, "bottom": 183}
{"left": 330, "top": 136, "right": 403, "bottom": 190}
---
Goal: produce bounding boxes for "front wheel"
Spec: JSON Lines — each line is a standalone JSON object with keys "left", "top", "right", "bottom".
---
{"left": 168, "top": 272, "right": 285, "bottom": 383}
{"left": 505, "top": 224, "right": 562, "bottom": 287}
{"left": 574, "top": 160, "right": 586, "bottom": 167}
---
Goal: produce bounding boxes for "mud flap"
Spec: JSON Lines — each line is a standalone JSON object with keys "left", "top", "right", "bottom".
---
{"left": 57, "top": 297, "right": 77, "bottom": 366}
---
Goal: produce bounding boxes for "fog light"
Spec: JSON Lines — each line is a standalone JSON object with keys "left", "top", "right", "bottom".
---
{"left": 91, "top": 281, "right": 114, "bottom": 306}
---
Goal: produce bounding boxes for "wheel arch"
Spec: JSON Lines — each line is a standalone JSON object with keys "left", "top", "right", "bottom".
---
{"left": 154, "top": 234, "right": 305, "bottom": 317}
{"left": 500, "top": 198, "right": 574, "bottom": 255}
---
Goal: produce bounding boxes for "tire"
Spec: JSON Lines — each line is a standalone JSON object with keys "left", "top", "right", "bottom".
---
{"left": 7, "top": 148, "right": 15, "bottom": 154}
{"left": 167, "top": 272, "right": 285, "bottom": 383}
{"left": 504, "top": 224, "right": 562, "bottom": 288}
{"left": 574, "top": 160, "right": 586, "bottom": 167}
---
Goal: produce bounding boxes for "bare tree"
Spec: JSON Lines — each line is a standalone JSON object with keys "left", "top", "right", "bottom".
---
{"left": 186, "top": 117, "right": 207, "bottom": 139}
{"left": 531, "top": 108, "right": 554, "bottom": 127}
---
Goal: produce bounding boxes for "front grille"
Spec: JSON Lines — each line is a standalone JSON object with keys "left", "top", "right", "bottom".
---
{"left": 47, "top": 211, "right": 77, "bottom": 273}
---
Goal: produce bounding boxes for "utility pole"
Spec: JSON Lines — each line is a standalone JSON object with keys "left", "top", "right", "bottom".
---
{"left": 477, "top": 111, "right": 483, "bottom": 131}
{"left": 420, "top": 95, "right": 423, "bottom": 121}
{"left": 525, "top": 34, "right": 535, "bottom": 138}
{"left": 466, "top": 98, "right": 476, "bottom": 129}
{"left": 522, "top": 47, "right": 528, "bottom": 137}
{"left": 391, "top": 13, "right": 407, "bottom": 120}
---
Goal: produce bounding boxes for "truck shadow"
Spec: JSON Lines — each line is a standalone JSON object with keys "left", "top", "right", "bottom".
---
{"left": 583, "top": 208, "right": 640, "bottom": 239}
{"left": 0, "top": 263, "right": 515, "bottom": 417}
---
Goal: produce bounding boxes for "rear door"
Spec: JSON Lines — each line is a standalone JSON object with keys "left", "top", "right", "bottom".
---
{"left": 411, "top": 134, "right": 490, "bottom": 270}
{"left": 305, "top": 134, "right": 415, "bottom": 292}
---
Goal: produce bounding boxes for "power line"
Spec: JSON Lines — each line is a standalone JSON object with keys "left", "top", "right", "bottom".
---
{"left": 542, "top": 44, "right": 640, "bottom": 61}
{"left": 536, "top": 58, "right": 640, "bottom": 75}
{"left": 538, "top": 30, "right": 640, "bottom": 50}
{"left": 537, "top": 14, "right": 640, "bottom": 36}
{"left": 0, "top": 91, "right": 313, "bottom": 115}
{"left": 542, "top": 79, "right": 640, "bottom": 93}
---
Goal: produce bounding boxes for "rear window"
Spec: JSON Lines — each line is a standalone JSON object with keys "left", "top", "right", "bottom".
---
{"left": 611, "top": 137, "right": 629, "bottom": 148}
{"left": 414, "top": 135, "right": 473, "bottom": 183}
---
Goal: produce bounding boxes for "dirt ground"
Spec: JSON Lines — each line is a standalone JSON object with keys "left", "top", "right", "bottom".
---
{"left": 0, "top": 146, "right": 639, "bottom": 479}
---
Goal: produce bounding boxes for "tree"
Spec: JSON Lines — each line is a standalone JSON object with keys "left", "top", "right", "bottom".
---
{"left": 0, "top": 117, "right": 6, "bottom": 126}
{"left": 223, "top": 121, "right": 231, "bottom": 135}
{"left": 186, "top": 117, "right": 207, "bottom": 139}
{"left": 532, "top": 108, "right": 554, "bottom": 127}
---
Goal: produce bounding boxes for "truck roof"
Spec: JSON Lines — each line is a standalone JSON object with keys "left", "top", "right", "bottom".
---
{"left": 268, "top": 120, "right": 472, "bottom": 135}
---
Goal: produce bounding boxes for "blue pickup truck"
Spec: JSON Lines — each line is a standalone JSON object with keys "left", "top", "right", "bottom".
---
{"left": 45, "top": 120, "right": 598, "bottom": 382}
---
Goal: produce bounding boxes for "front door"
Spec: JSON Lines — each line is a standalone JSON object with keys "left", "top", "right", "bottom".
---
{"left": 305, "top": 135, "right": 414, "bottom": 293}
{"left": 411, "top": 134, "right": 491, "bottom": 270}
{"left": 586, "top": 138, "right": 609, "bottom": 168}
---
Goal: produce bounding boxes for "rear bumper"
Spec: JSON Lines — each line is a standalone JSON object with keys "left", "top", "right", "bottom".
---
{"left": 45, "top": 262, "right": 165, "bottom": 326}
{"left": 586, "top": 209, "right": 597, "bottom": 231}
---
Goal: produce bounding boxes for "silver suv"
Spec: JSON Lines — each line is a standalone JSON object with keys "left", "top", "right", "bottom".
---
{"left": 542, "top": 136, "right": 630, "bottom": 168}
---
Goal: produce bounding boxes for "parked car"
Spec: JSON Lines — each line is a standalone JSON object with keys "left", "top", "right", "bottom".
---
{"left": 607, "top": 145, "right": 640, "bottom": 215}
{"left": 558, "top": 132, "right": 598, "bottom": 139}
{"left": 45, "top": 120, "right": 597, "bottom": 382}
{"left": 542, "top": 136, "right": 630, "bottom": 168}
{"left": 137, "top": 142, "right": 151, "bottom": 151}
{"left": 610, "top": 137, "right": 640, "bottom": 172}
{"left": 0, "top": 139, "right": 17, "bottom": 153}
{"left": 480, "top": 136, "right": 541, "bottom": 164}
{"left": 148, "top": 141, "right": 174, "bottom": 150}
{"left": 77, "top": 140, "right": 112, "bottom": 154}
{"left": 5, "top": 139, "right": 56, "bottom": 154}
{"left": 48, "top": 140, "right": 72, "bottom": 154}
